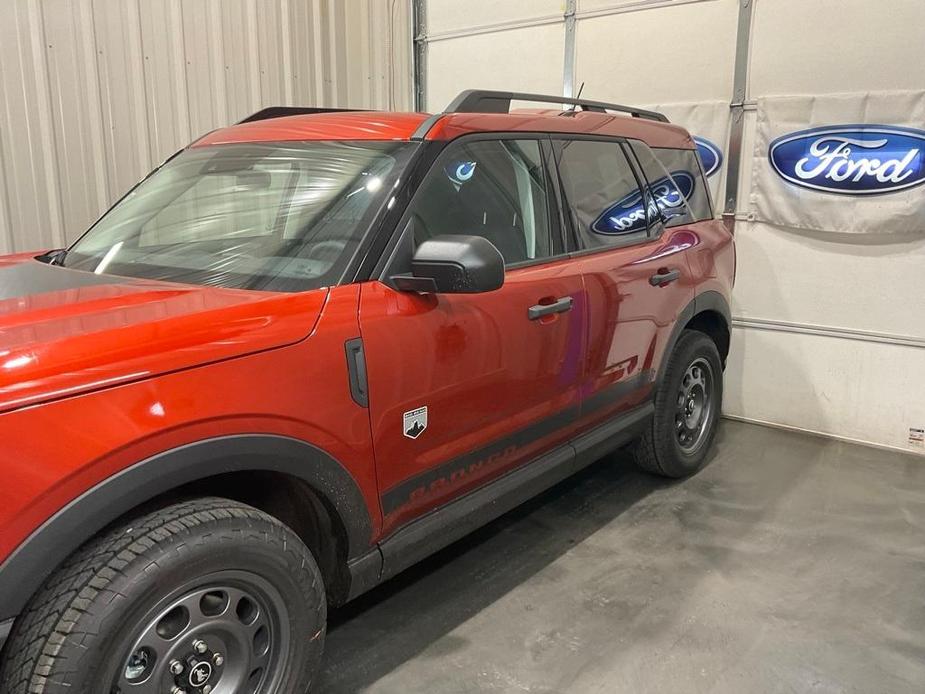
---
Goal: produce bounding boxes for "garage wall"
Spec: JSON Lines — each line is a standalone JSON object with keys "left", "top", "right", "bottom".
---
{"left": 0, "top": 0, "right": 412, "bottom": 255}
{"left": 728, "top": 0, "right": 925, "bottom": 454}
{"left": 417, "top": 0, "right": 925, "bottom": 455}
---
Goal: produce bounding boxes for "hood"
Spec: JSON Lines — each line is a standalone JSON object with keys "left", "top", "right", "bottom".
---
{"left": 0, "top": 257, "right": 327, "bottom": 413}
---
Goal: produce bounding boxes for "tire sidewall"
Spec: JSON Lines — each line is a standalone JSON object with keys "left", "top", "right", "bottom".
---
{"left": 26, "top": 505, "right": 325, "bottom": 694}
{"left": 656, "top": 331, "right": 723, "bottom": 476}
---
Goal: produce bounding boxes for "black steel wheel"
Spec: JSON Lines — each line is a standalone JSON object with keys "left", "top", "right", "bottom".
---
{"left": 634, "top": 330, "right": 723, "bottom": 477}
{"left": 0, "top": 498, "right": 326, "bottom": 694}
{"left": 114, "top": 572, "right": 289, "bottom": 694}
{"left": 675, "top": 356, "right": 715, "bottom": 455}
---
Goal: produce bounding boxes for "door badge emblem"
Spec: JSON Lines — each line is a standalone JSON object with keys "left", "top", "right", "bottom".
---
{"left": 403, "top": 406, "right": 428, "bottom": 439}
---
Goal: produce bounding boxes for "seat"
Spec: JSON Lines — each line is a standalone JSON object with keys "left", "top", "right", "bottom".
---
{"left": 455, "top": 156, "right": 527, "bottom": 264}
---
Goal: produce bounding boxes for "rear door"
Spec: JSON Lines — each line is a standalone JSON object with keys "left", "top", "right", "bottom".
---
{"left": 552, "top": 137, "right": 697, "bottom": 433}
{"left": 360, "top": 137, "right": 585, "bottom": 533}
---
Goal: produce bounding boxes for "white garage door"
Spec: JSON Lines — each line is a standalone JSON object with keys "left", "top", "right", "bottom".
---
{"left": 417, "top": 0, "right": 925, "bottom": 455}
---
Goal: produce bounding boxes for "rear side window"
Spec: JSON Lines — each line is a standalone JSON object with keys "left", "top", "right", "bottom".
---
{"left": 409, "top": 139, "right": 554, "bottom": 266}
{"left": 554, "top": 139, "right": 650, "bottom": 249}
{"left": 629, "top": 141, "right": 713, "bottom": 226}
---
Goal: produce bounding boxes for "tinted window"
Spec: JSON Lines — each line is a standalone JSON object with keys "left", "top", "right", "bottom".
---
{"left": 555, "top": 139, "right": 649, "bottom": 248}
{"left": 65, "top": 141, "right": 415, "bottom": 292}
{"left": 410, "top": 139, "right": 552, "bottom": 266}
{"left": 629, "top": 141, "right": 713, "bottom": 226}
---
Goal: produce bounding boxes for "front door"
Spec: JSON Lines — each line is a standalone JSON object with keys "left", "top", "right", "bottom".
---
{"left": 360, "top": 137, "right": 585, "bottom": 533}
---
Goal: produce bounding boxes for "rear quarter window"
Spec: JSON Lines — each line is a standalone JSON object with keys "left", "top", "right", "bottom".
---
{"left": 629, "top": 141, "right": 713, "bottom": 226}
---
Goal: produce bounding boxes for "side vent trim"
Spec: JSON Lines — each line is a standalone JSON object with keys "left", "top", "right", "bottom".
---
{"left": 345, "top": 338, "right": 369, "bottom": 408}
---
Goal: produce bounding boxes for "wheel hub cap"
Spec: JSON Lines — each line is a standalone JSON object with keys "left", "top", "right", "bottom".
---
{"left": 675, "top": 357, "right": 713, "bottom": 453}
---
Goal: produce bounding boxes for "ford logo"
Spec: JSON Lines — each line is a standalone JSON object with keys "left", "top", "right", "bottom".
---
{"left": 592, "top": 171, "right": 695, "bottom": 235}
{"left": 769, "top": 125, "right": 925, "bottom": 195}
{"left": 694, "top": 137, "right": 722, "bottom": 178}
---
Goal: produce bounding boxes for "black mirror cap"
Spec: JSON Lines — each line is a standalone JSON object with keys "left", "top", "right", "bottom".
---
{"left": 395, "top": 234, "right": 504, "bottom": 294}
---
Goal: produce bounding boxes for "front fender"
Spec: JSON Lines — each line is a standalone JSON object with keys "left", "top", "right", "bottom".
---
{"left": 0, "top": 434, "right": 372, "bottom": 624}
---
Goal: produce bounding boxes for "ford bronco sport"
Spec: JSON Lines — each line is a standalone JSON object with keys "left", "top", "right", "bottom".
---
{"left": 0, "top": 90, "right": 733, "bottom": 693}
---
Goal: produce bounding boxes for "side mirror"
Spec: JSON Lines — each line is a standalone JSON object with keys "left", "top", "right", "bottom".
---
{"left": 393, "top": 234, "right": 504, "bottom": 294}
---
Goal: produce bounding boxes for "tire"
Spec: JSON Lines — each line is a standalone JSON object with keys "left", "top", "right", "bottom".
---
{"left": 0, "top": 497, "right": 326, "bottom": 694}
{"left": 634, "top": 330, "right": 723, "bottom": 478}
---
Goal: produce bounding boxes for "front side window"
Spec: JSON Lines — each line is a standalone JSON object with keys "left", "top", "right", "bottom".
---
{"left": 408, "top": 139, "right": 554, "bottom": 266}
{"left": 555, "top": 139, "right": 650, "bottom": 249}
{"left": 629, "top": 140, "right": 713, "bottom": 226}
{"left": 64, "top": 141, "right": 415, "bottom": 292}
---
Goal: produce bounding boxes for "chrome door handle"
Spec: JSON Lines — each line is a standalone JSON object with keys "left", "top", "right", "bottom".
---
{"left": 528, "top": 296, "right": 573, "bottom": 320}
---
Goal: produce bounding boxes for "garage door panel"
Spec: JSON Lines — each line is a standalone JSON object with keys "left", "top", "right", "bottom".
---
{"left": 732, "top": 222, "right": 925, "bottom": 340}
{"left": 426, "top": 26, "right": 564, "bottom": 112}
{"left": 579, "top": 0, "right": 718, "bottom": 11}
{"left": 751, "top": 0, "right": 925, "bottom": 95}
{"left": 726, "top": 328, "right": 925, "bottom": 454}
{"left": 427, "top": 0, "right": 562, "bottom": 36}
{"left": 574, "top": 0, "right": 738, "bottom": 104}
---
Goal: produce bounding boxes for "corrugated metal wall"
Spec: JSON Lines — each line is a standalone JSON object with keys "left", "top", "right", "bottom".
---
{"left": 0, "top": 0, "right": 412, "bottom": 254}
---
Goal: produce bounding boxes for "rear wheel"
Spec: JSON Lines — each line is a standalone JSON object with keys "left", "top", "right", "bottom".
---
{"left": 0, "top": 498, "right": 326, "bottom": 694}
{"left": 634, "top": 330, "right": 723, "bottom": 477}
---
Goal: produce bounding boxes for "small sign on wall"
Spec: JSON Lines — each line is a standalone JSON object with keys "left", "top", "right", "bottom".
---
{"left": 910, "top": 428, "right": 924, "bottom": 449}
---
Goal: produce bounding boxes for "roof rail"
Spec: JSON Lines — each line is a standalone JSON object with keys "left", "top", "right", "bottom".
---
{"left": 444, "top": 89, "right": 669, "bottom": 123}
{"left": 237, "top": 106, "right": 365, "bottom": 124}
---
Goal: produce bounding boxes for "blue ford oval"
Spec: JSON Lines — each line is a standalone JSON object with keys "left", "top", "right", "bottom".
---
{"left": 592, "top": 171, "right": 695, "bottom": 235}
{"left": 768, "top": 125, "right": 925, "bottom": 195}
{"left": 694, "top": 137, "right": 723, "bottom": 178}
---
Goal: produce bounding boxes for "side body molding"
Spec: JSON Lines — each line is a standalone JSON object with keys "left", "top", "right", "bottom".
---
{"left": 0, "top": 435, "right": 372, "bottom": 623}
{"left": 657, "top": 290, "right": 732, "bottom": 384}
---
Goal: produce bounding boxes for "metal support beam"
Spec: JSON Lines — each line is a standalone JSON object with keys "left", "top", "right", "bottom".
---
{"left": 563, "top": 0, "right": 577, "bottom": 98}
{"left": 723, "top": 0, "right": 755, "bottom": 232}
{"left": 412, "top": 0, "right": 427, "bottom": 112}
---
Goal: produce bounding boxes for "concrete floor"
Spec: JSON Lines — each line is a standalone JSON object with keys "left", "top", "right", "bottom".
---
{"left": 317, "top": 420, "right": 925, "bottom": 694}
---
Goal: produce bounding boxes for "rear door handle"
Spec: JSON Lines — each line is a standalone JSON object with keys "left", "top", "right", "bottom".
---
{"left": 528, "top": 296, "right": 573, "bottom": 320}
{"left": 649, "top": 268, "right": 681, "bottom": 286}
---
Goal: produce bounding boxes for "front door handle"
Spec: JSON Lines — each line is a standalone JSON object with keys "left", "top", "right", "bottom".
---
{"left": 528, "top": 296, "right": 573, "bottom": 321}
{"left": 649, "top": 268, "right": 681, "bottom": 286}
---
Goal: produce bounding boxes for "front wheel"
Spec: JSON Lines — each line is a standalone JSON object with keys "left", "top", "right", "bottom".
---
{"left": 0, "top": 498, "right": 326, "bottom": 694}
{"left": 634, "top": 330, "right": 723, "bottom": 478}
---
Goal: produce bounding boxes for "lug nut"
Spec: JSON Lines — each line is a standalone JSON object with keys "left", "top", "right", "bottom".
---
{"left": 193, "top": 639, "right": 209, "bottom": 654}
{"left": 203, "top": 687, "right": 213, "bottom": 694}
{"left": 212, "top": 652, "right": 224, "bottom": 667}
{"left": 171, "top": 687, "right": 187, "bottom": 694}
{"left": 169, "top": 659, "right": 184, "bottom": 675}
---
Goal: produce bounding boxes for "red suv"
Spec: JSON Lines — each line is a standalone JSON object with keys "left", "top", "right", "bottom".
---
{"left": 0, "top": 90, "right": 733, "bottom": 693}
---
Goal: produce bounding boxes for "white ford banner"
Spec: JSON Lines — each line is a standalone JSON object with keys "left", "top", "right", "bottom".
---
{"left": 750, "top": 91, "right": 925, "bottom": 234}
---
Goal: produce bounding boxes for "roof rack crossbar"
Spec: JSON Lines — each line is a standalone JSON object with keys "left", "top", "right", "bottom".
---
{"left": 238, "top": 106, "right": 365, "bottom": 124}
{"left": 443, "top": 90, "right": 669, "bottom": 123}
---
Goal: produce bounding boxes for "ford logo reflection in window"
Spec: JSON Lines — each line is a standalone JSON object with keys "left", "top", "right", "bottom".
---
{"left": 592, "top": 171, "right": 695, "bottom": 235}
{"left": 769, "top": 125, "right": 925, "bottom": 195}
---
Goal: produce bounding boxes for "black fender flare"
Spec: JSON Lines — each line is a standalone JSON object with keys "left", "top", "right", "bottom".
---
{"left": 656, "top": 290, "right": 732, "bottom": 385}
{"left": 0, "top": 435, "right": 372, "bottom": 623}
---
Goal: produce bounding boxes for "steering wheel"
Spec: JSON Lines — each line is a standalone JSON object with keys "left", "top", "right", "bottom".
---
{"left": 303, "top": 240, "right": 347, "bottom": 261}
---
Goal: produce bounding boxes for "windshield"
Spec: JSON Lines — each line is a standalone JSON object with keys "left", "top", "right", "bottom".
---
{"left": 64, "top": 141, "right": 415, "bottom": 292}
